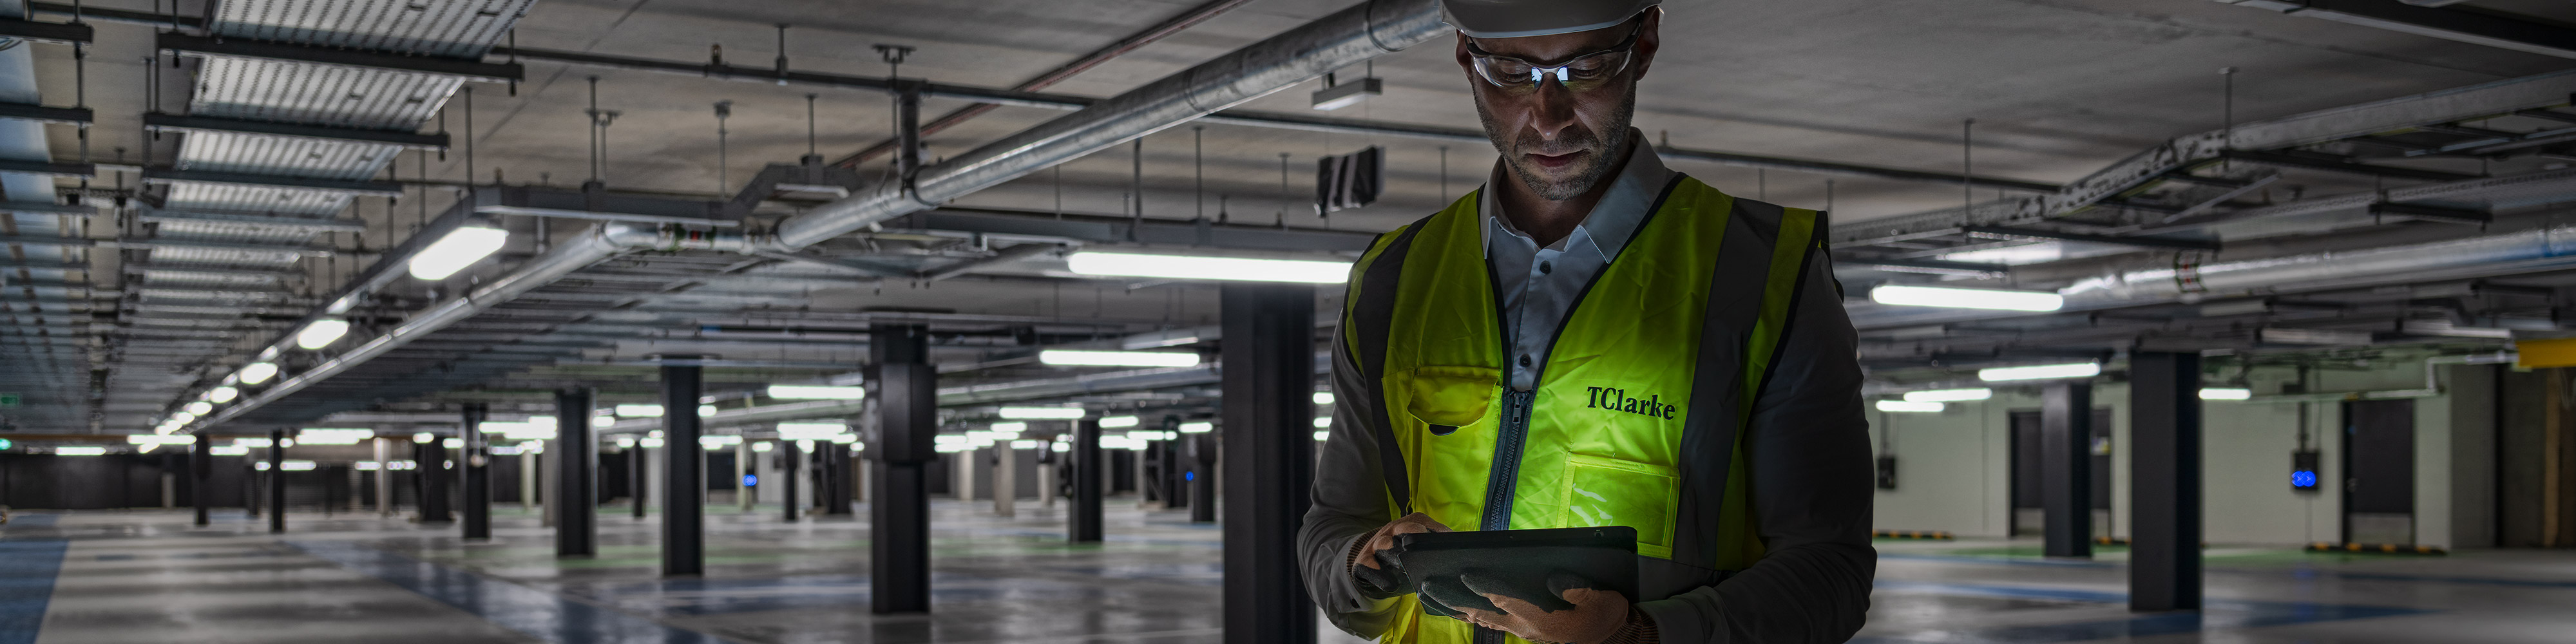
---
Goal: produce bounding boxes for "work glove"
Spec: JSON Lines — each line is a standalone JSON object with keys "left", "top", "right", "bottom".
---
{"left": 1349, "top": 513, "right": 1450, "bottom": 599}
{"left": 1427, "top": 571, "right": 1632, "bottom": 644}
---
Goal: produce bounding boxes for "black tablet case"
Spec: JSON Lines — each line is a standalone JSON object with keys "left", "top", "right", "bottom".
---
{"left": 1386, "top": 526, "right": 1639, "bottom": 615}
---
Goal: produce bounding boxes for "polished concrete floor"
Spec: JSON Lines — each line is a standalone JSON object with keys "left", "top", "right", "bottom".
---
{"left": 3, "top": 500, "right": 2573, "bottom": 643}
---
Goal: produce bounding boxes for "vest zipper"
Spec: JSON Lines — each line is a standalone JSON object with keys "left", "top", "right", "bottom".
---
{"left": 1480, "top": 388, "right": 1536, "bottom": 532}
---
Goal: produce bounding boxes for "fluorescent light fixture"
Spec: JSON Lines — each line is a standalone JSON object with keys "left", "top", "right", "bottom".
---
{"left": 413, "top": 432, "right": 434, "bottom": 444}
{"left": 838, "top": 435, "right": 860, "bottom": 446}
{"left": 2200, "top": 388, "right": 2253, "bottom": 401}
{"left": 222, "top": 373, "right": 238, "bottom": 386}
{"left": 443, "top": 439, "right": 463, "bottom": 449}
{"left": 1978, "top": 362, "right": 2103, "bottom": 382}
{"left": 1100, "top": 415, "right": 1141, "bottom": 428}
{"left": 998, "top": 406, "right": 1085, "bottom": 419}
{"left": 210, "top": 445, "right": 249, "bottom": 456}
{"left": 408, "top": 225, "right": 509, "bottom": 280}
{"left": 184, "top": 401, "right": 214, "bottom": 415}
{"left": 752, "top": 441, "right": 775, "bottom": 452}
{"left": 1178, "top": 421, "right": 1214, "bottom": 433}
{"left": 776, "top": 423, "right": 846, "bottom": 440}
{"left": 796, "top": 439, "right": 816, "bottom": 452}
{"left": 281, "top": 460, "right": 318, "bottom": 471}
{"left": 239, "top": 362, "right": 280, "bottom": 384}
{"left": 57, "top": 446, "right": 108, "bottom": 456}
{"left": 1037, "top": 349, "right": 1200, "bottom": 368}
{"left": 170, "top": 411, "right": 197, "bottom": 424}
{"left": 1313, "top": 417, "right": 1332, "bottom": 428}
{"left": 699, "top": 404, "right": 717, "bottom": 417}
{"left": 1903, "top": 388, "right": 1992, "bottom": 403}
{"left": 206, "top": 386, "right": 240, "bottom": 403}
{"left": 527, "top": 416, "right": 557, "bottom": 428}
{"left": 1004, "top": 439, "right": 1040, "bottom": 450}
{"left": 1051, "top": 441, "right": 1070, "bottom": 453}
{"left": 489, "top": 445, "right": 523, "bottom": 456}
{"left": 128, "top": 435, "right": 196, "bottom": 445}
{"left": 615, "top": 404, "right": 664, "bottom": 417}
{"left": 294, "top": 318, "right": 351, "bottom": 350}
{"left": 990, "top": 422, "right": 1028, "bottom": 433}
{"left": 1066, "top": 251, "right": 1350, "bottom": 283}
{"left": 503, "top": 425, "right": 558, "bottom": 440}
{"left": 699, "top": 435, "right": 742, "bottom": 447}
{"left": 1314, "top": 430, "right": 1331, "bottom": 441}
{"left": 640, "top": 437, "right": 666, "bottom": 448}
{"left": 650, "top": 430, "right": 665, "bottom": 439}
{"left": 768, "top": 384, "right": 868, "bottom": 399}
{"left": 297, "top": 428, "right": 374, "bottom": 445}
{"left": 1313, "top": 392, "right": 1335, "bottom": 405}
{"left": 234, "top": 437, "right": 292, "bottom": 448}
{"left": 1869, "top": 285, "right": 2065, "bottom": 312}
{"left": 1875, "top": 400, "right": 1945, "bottom": 413}
{"left": 614, "top": 436, "right": 637, "bottom": 448}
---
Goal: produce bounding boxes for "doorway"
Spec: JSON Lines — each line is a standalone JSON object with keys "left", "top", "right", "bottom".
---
{"left": 2342, "top": 399, "right": 2416, "bottom": 545}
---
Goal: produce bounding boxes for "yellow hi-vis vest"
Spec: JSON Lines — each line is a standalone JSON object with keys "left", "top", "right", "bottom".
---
{"left": 1339, "top": 175, "right": 1828, "bottom": 644}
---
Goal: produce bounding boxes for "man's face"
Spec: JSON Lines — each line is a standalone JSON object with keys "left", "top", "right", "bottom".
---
{"left": 1458, "top": 10, "right": 1660, "bottom": 201}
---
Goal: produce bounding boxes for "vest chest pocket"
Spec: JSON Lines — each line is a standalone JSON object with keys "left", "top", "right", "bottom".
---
{"left": 1563, "top": 453, "right": 1680, "bottom": 560}
{"left": 1399, "top": 366, "right": 1500, "bottom": 434}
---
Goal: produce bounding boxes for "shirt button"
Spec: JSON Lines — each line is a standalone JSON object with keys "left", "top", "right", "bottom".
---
{"left": 1539, "top": 261, "right": 1552, "bottom": 274}
{"left": 1518, "top": 355, "right": 1532, "bottom": 368}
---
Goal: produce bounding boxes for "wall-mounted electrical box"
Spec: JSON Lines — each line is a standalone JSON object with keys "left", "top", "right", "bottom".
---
{"left": 2291, "top": 450, "right": 2320, "bottom": 492}
{"left": 1875, "top": 455, "right": 1898, "bottom": 490}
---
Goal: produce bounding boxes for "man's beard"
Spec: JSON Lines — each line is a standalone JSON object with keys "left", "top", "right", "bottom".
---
{"left": 1474, "top": 84, "right": 1637, "bottom": 201}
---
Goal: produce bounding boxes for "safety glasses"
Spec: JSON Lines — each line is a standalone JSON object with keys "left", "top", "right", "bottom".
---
{"left": 1464, "top": 20, "right": 1645, "bottom": 95}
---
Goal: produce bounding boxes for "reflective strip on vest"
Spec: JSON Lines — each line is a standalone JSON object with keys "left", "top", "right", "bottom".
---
{"left": 1340, "top": 176, "right": 1821, "bottom": 644}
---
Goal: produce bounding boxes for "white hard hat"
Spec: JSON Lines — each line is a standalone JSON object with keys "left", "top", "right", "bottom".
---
{"left": 1440, "top": 0, "right": 1661, "bottom": 39}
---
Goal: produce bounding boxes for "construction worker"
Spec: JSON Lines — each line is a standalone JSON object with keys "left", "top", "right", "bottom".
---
{"left": 1299, "top": 1, "right": 1875, "bottom": 643}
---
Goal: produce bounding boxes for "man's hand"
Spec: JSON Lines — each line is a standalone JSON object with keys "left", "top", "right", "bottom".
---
{"left": 1350, "top": 513, "right": 1451, "bottom": 595}
{"left": 1446, "top": 572, "right": 1632, "bottom": 644}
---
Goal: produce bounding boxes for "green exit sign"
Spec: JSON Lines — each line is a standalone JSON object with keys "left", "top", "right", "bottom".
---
{"left": 0, "top": 393, "right": 18, "bottom": 408}
{"left": 0, "top": 438, "right": 13, "bottom": 451}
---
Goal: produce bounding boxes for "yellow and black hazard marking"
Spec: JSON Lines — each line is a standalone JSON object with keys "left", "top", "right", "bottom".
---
{"left": 2307, "top": 542, "right": 2447, "bottom": 555}
{"left": 1873, "top": 529, "right": 1954, "bottom": 540}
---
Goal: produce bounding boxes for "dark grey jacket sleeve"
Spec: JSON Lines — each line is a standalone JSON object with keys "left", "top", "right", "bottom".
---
{"left": 1634, "top": 252, "right": 1878, "bottom": 643}
{"left": 1299, "top": 328, "right": 1406, "bottom": 638}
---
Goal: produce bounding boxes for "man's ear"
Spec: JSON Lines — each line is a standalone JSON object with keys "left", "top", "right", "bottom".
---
{"left": 1631, "top": 8, "right": 1662, "bottom": 81}
{"left": 1455, "top": 31, "right": 1475, "bottom": 77}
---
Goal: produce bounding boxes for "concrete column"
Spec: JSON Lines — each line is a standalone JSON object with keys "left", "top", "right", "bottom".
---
{"left": 161, "top": 472, "right": 175, "bottom": 509}
{"left": 955, "top": 450, "right": 976, "bottom": 501}
{"left": 461, "top": 403, "right": 491, "bottom": 540}
{"left": 993, "top": 442, "right": 1017, "bottom": 518}
{"left": 826, "top": 442, "right": 855, "bottom": 515}
{"left": 2130, "top": 352, "right": 2201, "bottom": 611}
{"left": 520, "top": 448, "right": 539, "bottom": 511}
{"left": 2043, "top": 382, "right": 2095, "bottom": 558}
{"left": 736, "top": 440, "right": 753, "bottom": 513}
{"left": 868, "top": 323, "right": 935, "bottom": 615}
{"left": 1072, "top": 417, "right": 1103, "bottom": 542}
{"left": 556, "top": 388, "right": 596, "bottom": 557}
{"left": 631, "top": 444, "right": 649, "bottom": 520}
{"left": 1188, "top": 432, "right": 1216, "bottom": 524}
{"left": 1219, "top": 282, "right": 1317, "bottom": 643}
{"left": 1038, "top": 462, "right": 1056, "bottom": 509}
{"left": 192, "top": 437, "right": 211, "bottom": 526}
{"left": 373, "top": 438, "right": 392, "bottom": 517}
{"left": 419, "top": 437, "right": 452, "bottom": 524}
{"left": 268, "top": 428, "right": 286, "bottom": 534}
{"left": 781, "top": 439, "right": 801, "bottom": 522}
{"left": 662, "top": 358, "right": 706, "bottom": 577}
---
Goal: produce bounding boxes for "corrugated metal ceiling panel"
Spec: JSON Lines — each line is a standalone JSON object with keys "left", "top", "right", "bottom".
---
{"left": 175, "top": 130, "right": 401, "bottom": 180}
{"left": 162, "top": 181, "right": 355, "bottom": 216}
{"left": 189, "top": 56, "right": 463, "bottom": 130}
{"left": 213, "top": 0, "right": 535, "bottom": 57}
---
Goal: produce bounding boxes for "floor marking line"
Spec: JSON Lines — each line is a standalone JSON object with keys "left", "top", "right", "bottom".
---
{"left": 291, "top": 540, "right": 741, "bottom": 644}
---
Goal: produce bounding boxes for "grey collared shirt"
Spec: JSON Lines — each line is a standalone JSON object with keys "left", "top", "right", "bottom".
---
{"left": 1484, "top": 129, "right": 1674, "bottom": 391}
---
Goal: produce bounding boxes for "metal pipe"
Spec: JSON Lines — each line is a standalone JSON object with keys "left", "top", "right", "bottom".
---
{"left": 2057, "top": 221, "right": 2576, "bottom": 307}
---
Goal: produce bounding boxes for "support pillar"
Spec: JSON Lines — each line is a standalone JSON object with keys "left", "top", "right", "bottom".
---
{"left": 993, "top": 442, "right": 1016, "bottom": 517}
{"left": 268, "top": 428, "right": 286, "bottom": 534}
{"left": 1219, "top": 282, "right": 1317, "bottom": 643}
{"left": 557, "top": 388, "right": 598, "bottom": 557}
{"left": 373, "top": 437, "right": 392, "bottom": 517}
{"left": 869, "top": 323, "right": 935, "bottom": 614}
{"left": 192, "top": 435, "right": 211, "bottom": 526}
{"left": 419, "top": 436, "right": 451, "bottom": 523}
{"left": 827, "top": 442, "right": 855, "bottom": 515}
{"left": 737, "top": 440, "right": 753, "bottom": 513}
{"left": 2043, "top": 382, "right": 2094, "bottom": 558}
{"left": 1072, "top": 417, "right": 1103, "bottom": 542}
{"left": 1188, "top": 432, "right": 1217, "bottom": 524}
{"left": 2130, "top": 352, "right": 2202, "bottom": 611}
{"left": 631, "top": 443, "right": 648, "bottom": 519}
{"left": 662, "top": 357, "right": 706, "bottom": 577}
{"left": 781, "top": 439, "right": 801, "bottom": 522}
{"left": 462, "top": 403, "right": 491, "bottom": 540}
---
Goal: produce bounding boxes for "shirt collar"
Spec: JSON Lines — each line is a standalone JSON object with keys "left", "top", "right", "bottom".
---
{"left": 1480, "top": 128, "right": 1673, "bottom": 262}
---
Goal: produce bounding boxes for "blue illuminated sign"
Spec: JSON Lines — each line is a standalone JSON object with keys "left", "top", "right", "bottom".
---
{"left": 1183, "top": 471, "right": 1196, "bottom": 482}
{"left": 742, "top": 474, "right": 758, "bottom": 487}
{"left": 2291, "top": 470, "right": 2318, "bottom": 488}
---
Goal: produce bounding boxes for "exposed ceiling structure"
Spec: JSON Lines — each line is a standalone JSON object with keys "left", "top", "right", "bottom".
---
{"left": 8, "top": 0, "right": 2576, "bottom": 438}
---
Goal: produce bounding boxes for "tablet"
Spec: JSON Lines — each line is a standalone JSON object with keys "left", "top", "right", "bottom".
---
{"left": 1388, "top": 526, "right": 1638, "bottom": 616}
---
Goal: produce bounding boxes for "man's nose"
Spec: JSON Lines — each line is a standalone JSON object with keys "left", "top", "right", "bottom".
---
{"left": 1524, "top": 79, "right": 1580, "bottom": 143}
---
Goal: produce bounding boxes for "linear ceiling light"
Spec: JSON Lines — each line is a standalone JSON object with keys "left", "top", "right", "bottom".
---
{"left": 1902, "top": 388, "right": 1992, "bottom": 402}
{"left": 2199, "top": 388, "right": 2253, "bottom": 401}
{"left": 56, "top": 446, "right": 109, "bottom": 456}
{"left": 767, "top": 384, "right": 868, "bottom": 399}
{"left": 1178, "top": 421, "right": 1214, "bottom": 433}
{"left": 183, "top": 401, "right": 214, "bottom": 415}
{"left": 998, "top": 406, "right": 1086, "bottom": 419}
{"left": 408, "top": 225, "right": 510, "bottom": 280}
{"left": 1313, "top": 392, "right": 1335, "bottom": 405}
{"left": 205, "top": 386, "right": 239, "bottom": 403}
{"left": 1978, "top": 362, "right": 2103, "bottom": 382}
{"left": 1099, "top": 415, "right": 1141, "bottom": 428}
{"left": 614, "top": 404, "right": 664, "bottom": 417}
{"left": 238, "top": 361, "right": 280, "bottom": 384}
{"left": 1065, "top": 251, "right": 1349, "bottom": 283}
{"left": 1875, "top": 400, "right": 1945, "bottom": 413}
{"left": 776, "top": 423, "right": 846, "bottom": 440}
{"left": 295, "top": 318, "right": 350, "bottom": 350}
{"left": 297, "top": 428, "right": 375, "bottom": 445}
{"left": 1869, "top": 285, "right": 2065, "bottom": 312}
{"left": 1038, "top": 349, "right": 1200, "bottom": 368}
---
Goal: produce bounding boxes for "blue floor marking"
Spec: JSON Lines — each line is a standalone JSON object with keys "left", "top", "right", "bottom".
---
{"left": 1859, "top": 580, "right": 2432, "bottom": 644}
{"left": 291, "top": 540, "right": 734, "bottom": 644}
{"left": 1, "top": 515, "right": 58, "bottom": 529}
{"left": 1885, "top": 552, "right": 2576, "bottom": 589}
{"left": 0, "top": 539, "right": 68, "bottom": 644}
{"left": 555, "top": 566, "right": 1214, "bottom": 617}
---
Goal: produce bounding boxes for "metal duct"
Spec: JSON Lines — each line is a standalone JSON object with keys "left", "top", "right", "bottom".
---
{"left": 191, "top": 0, "right": 1447, "bottom": 431}
{"left": 770, "top": 0, "right": 1444, "bottom": 248}
{"left": 2058, "top": 222, "right": 2576, "bottom": 306}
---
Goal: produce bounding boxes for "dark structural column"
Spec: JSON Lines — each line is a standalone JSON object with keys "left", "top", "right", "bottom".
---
{"left": 781, "top": 439, "right": 801, "bottom": 522}
{"left": 662, "top": 356, "right": 706, "bottom": 577}
{"left": 826, "top": 442, "right": 855, "bottom": 515}
{"left": 1219, "top": 282, "right": 1316, "bottom": 644}
{"left": 631, "top": 441, "right": 649, "bottom": 519}
{"left": 1188, "top": 432, "right": 1218, "bottom": 524}
{"left": 2042, "top": 382, "right": 2094, "bottom": 558}
{"left": 191, "top": 435, "right": 211, "bottom": 526}
{"left": 556, "top": 388, "right": 598, "bottom": 557}
{"left": 1071, "top": 416, "right": 1103, "bottom": 542}
{"left": 268, "top": 428, "right": 286, "bottom": 534}
{"left": 461, "top": 403, "right": 491, "bottom": 540}
{"left": 2130, "top": 352, "right": 2202, "bottom": 611}
{"left": 419, "top": 435, "right": 452, "bottom": 523}
{"left": 869, "top": 323, "right": 934, "bottom": 614}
